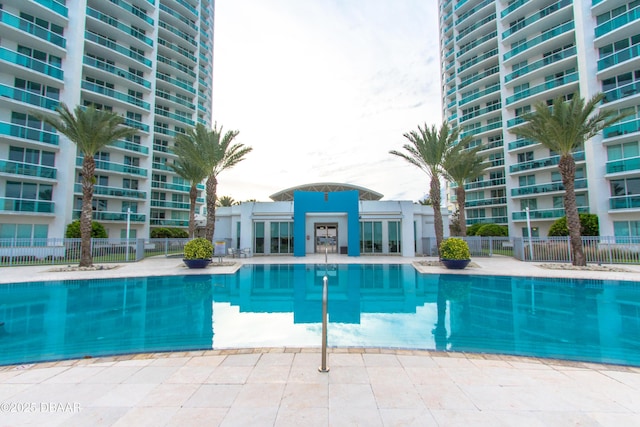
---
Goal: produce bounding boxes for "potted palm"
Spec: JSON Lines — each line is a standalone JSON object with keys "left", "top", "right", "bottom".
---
{"left": 439, "top": 237, "right": 471, "bottom": 269}
{"left": 183, "top": 238, "right": 213, "bottom": 269}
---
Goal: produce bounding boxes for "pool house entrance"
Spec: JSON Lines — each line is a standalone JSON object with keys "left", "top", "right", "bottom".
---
{"left": 315, "top": 223, "right": 338, "bottom": 254}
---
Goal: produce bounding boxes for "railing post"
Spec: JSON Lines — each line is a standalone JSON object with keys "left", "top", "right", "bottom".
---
{"left": 318, "top": 274, "right": 329, "bottom": 373}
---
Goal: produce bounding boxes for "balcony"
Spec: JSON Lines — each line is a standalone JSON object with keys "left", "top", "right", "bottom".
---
{"left": 156, "top": 73, "right": 196, "bottom": 94}
{"left": 512, "top": 206, "right": 589, "bottom": 220}
{"left": 86, "top": 7, "right": 154, "bottom": 46}
{"left": 1, "top": 198, "right": 54, "bottom": 213}
{"left": 85, "top": 31, "right": 151, "bottom": 67}
{"left": 157, "top": 54, "right": 195, "bottom": 77}
{"left": 609, "top": 195, "right": 640, "bottom": 210}
{"left": 598, "top": 44, "right": 640, "bottom": 72}
{"left": 158, "top": 38, "right": 197, "bottom": 62}
{"left": 504, "top": 46, "right": 576, "bottom": 83}
{"left": 511, "top": 178, "right": 587, "bottom": 196}
{"left": 81, "top": 81, "right": 150, "bottom": 110}
{"left": 508, "top": 138, "right": 537, "bottom": 150}
{"left": 151, "top": 200, "right": 190, "bottom": 209}
{"left": 606, "top": 156, "right": 640, "bottom": 174}
{"left": 0, "top": 47, "right": 63, "bottom": 80}
{"left": 510, "top": 151, "right": 585, "bottom": 173}
{"left": 459, "top": 66, "right": 499, "bottom": 90}
{"left": 0, "top": 10, "right": 66, "bottom": 48}
{"left": 0, "top": 83, "right": 59, "bottom": 111}
{"left": 152, "top": 181, "right": 191, "bottom": 192}
{"left": 460, "top": 121, "right": 502, "bottom": 138}
{"left": 456, "top": 13, "right": 495, "bottom": 43}
{"left": 460, "top": 103, "right": 501, "bottom": 122}
{"left": 76, "top": 157, "right": 147, "bottom": 177}
{"left": 0, "top": 160, "right": 56, "bottom": 179}
{"left": 595, "top": 6, "right": 640, "bottom": 38}
{"left": 465, "top": 217, "right": 508, "bottom": 225}
{"left": 464, "top": 178, "right": 506, "bottom": 190}
{"left": 457, "top": 48, "right": 498, "bottom": 74}
{"left": 158, "top": 21, "right": 197, "bottom": 47}
{"left": 505, "top": 72, "right": 578, "bottom": 105}
{"left": 74, "top": 183, "right": 146, "bottom": 199}
{"left": 602, "top": 81, "right": 640, "bottom": 104}
{"left": 83, "top": 56, "right": 151, "bottom": 89}
{"left": 0, "top": 122, "right": 59, "bottom": 145}
{"left": 503, "top": 21, "right": 574, "bottom": 61}
{"left": 154, "top": 108, "right": 195, "bottom": 126}
{"left": 33, "top": 0, "right": 68, "bottom": 17}
{"left": 107, "top": 0, "right": 154, "bottom": 25}
{"left": 603, "top": 118, "right": 640, "bottom": 139}
{"left": 150, "top": 219, "right": 189, "bottom": 227}
{"left": 459, "top": 84, "right": 500, "bottom": 106}
{"left": 501, "top": 0, "right": 571, "bottom": 40}
{"left": 110, "top": 139, "right": 149, "bottom": 155}
{"left": 73, "top": 210, "right": 146, "bottom": 222}
{"left": 159, "top": 3, "right": 198, "bottom": 32}
{"left": 455, "top": 0, "right": 493, "bottom": 26}
{"left": 501, "top": 0, "right": 529, "bottom": 18}
{"left": 465, "top": 197, "right": 507, "bottom": 207}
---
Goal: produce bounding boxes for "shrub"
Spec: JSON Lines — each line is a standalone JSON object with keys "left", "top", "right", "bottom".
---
{"left": 151, "top": 227, "right": 189, "bottom": 238}
{"left": 548, "top": 214, "right": 599, "bottom": 237}
{"left": 439, "top": 237, "right": 471, "bottom": 260}
{"left": 476, "top": 224, "right": 508, "bottom": 237}
{"left": 183, "top": 238, "right": 213, "bottom": 259}
{"left": 65, "top": 220, "right": 107, "bottom": 238}
{"left": 466, "top": 223, "right": 483, "bottom": 236}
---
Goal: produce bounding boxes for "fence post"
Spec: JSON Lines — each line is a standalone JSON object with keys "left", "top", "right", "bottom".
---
{"left": 489, "top": 237, "right": 493, "bottom": 257}
{"left": 567, "top": 236, "right": 571, "bottom": 264}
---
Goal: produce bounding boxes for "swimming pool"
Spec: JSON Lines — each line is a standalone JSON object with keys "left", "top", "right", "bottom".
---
{"left": 1, "top": 264, "right": 639, "bottom": 366}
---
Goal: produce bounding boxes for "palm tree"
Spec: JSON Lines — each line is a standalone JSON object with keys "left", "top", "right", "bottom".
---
{"left": 196, "top": 123, "right": 252, "bottom": 241}
{"left": 510, "top": 92, "right": 630, "bottom": 266}
{"left": 390, "top": 122, "right": 461, "bottom": 250}
{"left": 216, "top": 196, "right": 237, "bottom": 207}
{"left": 38, "top": 104, "right": 137, "bottom": 267}
{"left": 172, "top": 128, "right": 209, "bottom": 238}
{"left": 443, "top": 142, "right": 487, "bottom": 236}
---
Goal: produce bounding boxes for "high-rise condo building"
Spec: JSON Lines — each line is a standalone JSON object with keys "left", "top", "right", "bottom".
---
{"left": 439, "top": 0, "right": 639, "bottom": 239}
{"left": 0, "top": 0, "right": 214, "bottom": 240}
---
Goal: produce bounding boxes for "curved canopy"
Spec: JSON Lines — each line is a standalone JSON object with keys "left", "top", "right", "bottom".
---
{"left": 269, "top": 182, "right": 383, "bottom": 201}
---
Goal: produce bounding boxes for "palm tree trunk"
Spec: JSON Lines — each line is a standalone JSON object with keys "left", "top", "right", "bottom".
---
{"left": 188, "top": 184, "right": 198, "bottom": 238}
{"left": 205, "top": 174, "right": 217, "bottom": 241}
{"left": 80, "top": 157, "right": 95, "bottom": 267}
{"left": 559, "top": 155, "right": 586, "bottom": 266}
{"left": 430, "top": 176, "right": 443, "bottom": 251}
{"left": 456, "top": 186, "right": 467, "bottom": 236}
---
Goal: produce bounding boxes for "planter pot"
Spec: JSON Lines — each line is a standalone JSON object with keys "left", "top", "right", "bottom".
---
{"left": 441, "top": 259, "right": 470, "bottom": 270}
{"left": 183, "top": 258, "right": 211, "bottom": 269}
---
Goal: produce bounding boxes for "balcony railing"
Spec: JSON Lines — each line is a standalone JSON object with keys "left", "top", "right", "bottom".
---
{"left": 503, "top": 21, "right": 574, "bottom": 61}
{"left": 511, "top": 178, "right": 587, "bottom": 196}
{"left": 464, "top": 177, "right": 506, "bottom": 190}
{"left": 85, "top": 31, "right": 151, "bottom": 67}
{"left": 504, "top": 46, "right": 576, "bottom": 83}
{"left": 33, "top": 0, "right": 68, "bottom": 17}
{"left": 0, "top": 10, "right": 66, "bottom": 48}
{"left": 73, "top": 210, "right": 146, "bottom": 222}
{"left": 510, "top": 151, "right": 585, "bottom": 173}
{"left": 464, "top": 197, "right": 507, "bottom": 207}
{"left": 0, "top": 122, "right": 59, "bottom": 145}
{"left": 595, "top": 6, "right": 640, "bottom": 38}
{"left": 501, "top": 0, "right": 529, "bottom": 18}
{"left": 152, "top": 181, "right": 190, "bottom": 192}
{"left": 86, "top": 7, "right": 153, "bottom": 46}
{"left": 76, "top": 157, "right": 147, "bottom": 176}
{"left": 108, "top": 0, "right": 154, "bottom": 25}
{"left": 156, "top": 73, "right": 196, "bottom": 94}
{"left": 606, "top": 156, "right": 640, "bottom": 174}
{"left": 508, "top": 138, "right": 537, "bottom": 150}
{"left": 83, "top": 56, "right": 151, "bottom": 88}
{"left": 460, "top": 121, "right": 502, "bottom": 138}
{"left": 609, "top": 195, "right": 640, "bottom": 210}
{"left": 0, "top": 47, "right": 63, "bottom": 80}
{"left": 460, "top": 103, "right": 501, "bottom": 122}
{"left": 151, "top": 200, "right": 189, "bottom": 209}
{"left": 457, "top": 48, "right": 498, "bottom": 74}
{"left": 512, "top": 206, "right": 589, "bottom": 220}
{"left": 0, "top": 83, "right": 59, "bottom": 110}
{"left": 506, "top": 72, "right": 578, "bottom": 105}
{"left": 459, "top": 84, "right": 500, "bottom": 106}
{"left": 74, "top": 184, "right": 146, "bottom": 199}
{"left": 0, "top": 160, "right": 56, "bottom": 179}
{"left": 603, "top": 118, "right": 640, "bottom": 139}
{"left": 502, "top": 0, "right": 571, "bottom": 39}
{"left": 598, "top": 44, "right": 640, "bottom": 71}
{"left": 602, "top": 81, "right": 640, "bottom": 104}
{"left": 1, "top": 198, "right": 54, "bottom": 213}
{"left": 81, "top": 81, "right": 150, "bottom": 110}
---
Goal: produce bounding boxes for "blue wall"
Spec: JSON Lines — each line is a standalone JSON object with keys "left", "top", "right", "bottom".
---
{"left": 293, "top": 191, "right": 360, "bottom": 257}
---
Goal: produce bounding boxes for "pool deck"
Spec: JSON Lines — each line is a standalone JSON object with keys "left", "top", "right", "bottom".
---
{"left": 2, "top": 256, "right": 640, "bottom": 426}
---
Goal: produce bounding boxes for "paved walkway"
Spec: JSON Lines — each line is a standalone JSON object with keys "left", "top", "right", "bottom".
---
{"left": 2, "top": 256, "right": 640, "bottom": 426}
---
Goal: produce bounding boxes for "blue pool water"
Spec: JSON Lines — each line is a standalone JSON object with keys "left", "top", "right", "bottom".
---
{"left": 1, "top": 264, "right": 640, "bottom": 366}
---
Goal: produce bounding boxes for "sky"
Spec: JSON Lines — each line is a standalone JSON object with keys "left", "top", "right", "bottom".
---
{"left": 211, "top": 0, "right": 441, "bottom": 202}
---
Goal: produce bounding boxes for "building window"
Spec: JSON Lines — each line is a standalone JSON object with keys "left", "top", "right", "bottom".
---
{"left": 360, "top": 221, "right": 382, "bottom": 253}
{"left": 254, "top": 222, "right": 265, "bottom": 254}
{"left": 388, "top": 221, "right": 402, "bottom": 253}
{"left": 270, "top": 222, "right": 293, "bottom": 254}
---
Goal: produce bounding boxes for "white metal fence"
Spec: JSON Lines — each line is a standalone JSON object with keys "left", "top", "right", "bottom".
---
{"left": 514, "top": 236, "right": 640, "bottom": 264}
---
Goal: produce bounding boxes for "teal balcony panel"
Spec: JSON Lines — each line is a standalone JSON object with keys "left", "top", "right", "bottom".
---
{"left": 159, "top": 3, "right": 197, "bottom": 31}
{"left": 73, "top": 210, "right": 146, "bottom": 222}
{"left": 507, "top": 117, "right": 524, "bottom": 127}
{"left": 460, "top": 121, "right": 502, "bottom": 138}
{"left": 511, "top": 178, "right": 587, "bottom": 196}
{"left": 0, "top": 10, "right": 66, "bottom": 48}
{"left": 478, "top": 138, "right": 504, "bottom": 151}
{"left": 459, "top": 66, "right": 499, "bottom": 89}
{"left": 506, "top": 72, "right": 578, "bottom": 105}
{"left": 158, "top": 38, "right": 197, "bottom": 62}
{"left": 465, "top": 217, "right": 508, "bottom": 225}
{"left": 0, "top": 47, "right": 63, "bottom": 80}
{"left": 154, "top": 108, "right": 195, "bottom": 126}
{"left": 111, "top": 139, "right": 149, "bottom": 154}
{"left": 158, "top": 21, "right": 197, "bottom": 47}
{"left": 456, "top": 13, "right": 496, "bottom": 42}
{"left": 81, "top": 81, "right": 150, "bottom": 110}
{"left": 0, "top": 122, "right": 59, "bottom": 145}
{"left": 504, "top": 46, "right": 576, "bottom": 83}
{"left": 74, "top": 183, "right": 146, "bottom": 199}
{"left": 154, "top": 126, "right": 177, "bottom": 137}
{"left": 592, "top": 0, "right": 604, "bottom": 4}
{"left": 503, "top": 21, "right": 574, "bottom": 61}
{"left": 158, "top": 55, "right": 196, "bottom": 77}
{"left": 0, "top": 160, "right": 56, "bottom": 179}
{"left": 83, "top": 56, "right": 151, "bottom": 89}
{"left": 464, "top": 178, "right": 506, "bottom": 190}
{"left": 0, "top": 83, "right": 59, "bottom": 110}
{"left": 123, "top": 118, "right": 150, "bottom": 132}
{"left": 175, "top": 0, "right": 198, "bottom": 17}
{"left": 86, "top": 7, "right": 153, "bottom": 46}
{"left": 109, "top": 0, "right": 154, "bottom": 25}
{"left": 510, "top": 151, "right": 585, "bottom": 173}
{"left": 151, "top": 200, "right": 190, "bottom": 209}
{"left": 156, "top": 73, "right": 196, "bottom": 94}
{"left": 150, "top": 219, "right": 188, "bottom": 227}
{"left": 152, "top": 162, "right": 172, "bottom": 171}
{"left": 606, "top": 157, "right": 640, "bottom": 174}
{"left": 502, "top": 0, "right": 571, "bottom": 39}
{"left": 457, "top": 48, "right": 498, "bottom": 74}
{"left": 459, "top": 84, "right": 500, "bottom": 106}
{"left": 152, "top": 181, "right": 190, "bottom": 192}
{"left": 76, "top": 157, "right": 148, "bottom": 176}
{"left": 33, "top": 0, "right": 68, "bottom": 17}
{"left": 448, "top": 113, "right": 458, "bottom": 122}
{"left": 602, "top": 81, "right": 640, "bottom": 103}
{"left": 460, "top": 103, "right": 501, "bottom": 122}
{"left": 508, "top": 138, "right": 537, "bottom": 150}
{"left": 512, "top": 206, "right": 589, "bottom": 220}
{"left": 610, "top": 195, "right": 640, "bottom": 209}
{"left": 603, "top": 118, "right": 640, "bottom": 139}
{"left": 598, "top": 44, "right": 640, "bottom": 71}
{"left": 1, "top": 198, "right": 54, "bottom": 213}
{"left": 455, "top": 0, "right": 493, "bottom": 26}
{"left": 454, "top": 0, "right": 469, "bottom": 11}
{"left": 85, "top": 31, "right": 151, "bottom": 67}
{"left": 464, "top": 197, "right": 507, "bottom": 207}
{"left": 501, "top": 0, "right": 529, "bottom": 18}
{"left": 595, "top": 7, "right": 640, "bottom": 38}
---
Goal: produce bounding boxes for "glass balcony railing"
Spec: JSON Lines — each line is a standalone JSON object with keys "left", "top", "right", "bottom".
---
{"left": 83, "top": 56, "right": 151, "bottom": 89}
{"left": 0, "top": 122, "right": 59, "bottom": 145}
{"left": 460, "top": 121, "right": 502, "bottom": 138}
{"left": 76, "top": 157, "right": 148, "bottom": 176}
{"left": 478, "top": 138, "right": 504, "bottom": 151}
{"left": 506, "top": 72, "right": 578, "bottom": 105}
{"left": 609, "top": 195, "right": 640, "bottom": 209}
{"left": 464, "top": 178, "right": 506, "bottom": 190}
{"left": 460, "top": 103, "right": 501, "bottom": 122}
{"left": 456, "top": 13, "right": 495, "bottom": 42}
{"left": 174, "top": 0, "right": 199, "bottom": 17}
{"left": 86, "top": 7, "right": 153, "bottom": 46}
{"left": 1, "top": 198, "right": 54, "bottom": 213}
{"left": 455, "top": 0, "right": 493, "bottom": 26}
{"left": 123, "top": 118, "right": 150, "bottom": 132}
{"left": 504, "top": 46, "right": 576, "bottom": 83}
{"left": 457, "top": 48, "right": 498, "bottom": 74}
{"left": 503, "top": 21, "right": 574, "bottom": 61}
{"left": 108, "top": 0, "right": 154, "bottom": 25}
{"left": 151, "top": 200, "right": 190, "bottom": 209}
{"left": 459, "top": 66, "right": 499, "bottom": 89}
{"left": 74, "top": 183, "right": 146, "bottom": 199}
{"left": 81, "top": 81, "right": 150, "bottom": 110}
{"left": 0, "top": 10, "right": 66, "bottom": 48}
{"left": 152, "top": 181, "right": 191, "bottom": 192}
{"left": 512, "top": 206, "right": 589, "bottom": 220}
{"left": 603, "top": 118, "right": 640, "bottom": 138}
{"left": 154, "top": 126, "right": 177, "bottom": 137}
{"left": 506, "top": 117, "right": 524, "bottom": 127}
{"left": 501, "top": 0, "right": 529, "bottom": 18}
{"left": 158, "top": 21, "right": 196, "bottom": 47}
{"left": 459, "top": 84, "right": 500, "bottom": 106}
{"left": 465, "top": 197, "right": 507, "bottom": 207}
{"left": 159, "top": 3, "right": 197, "bottom": 31}
{"left": 158, "top": 54, "right": 195, "bottom": 77}
{"left": 73, "top": 210, "right": 146, "bottom": 222}
{"left": 511, "top": 178, "right": 587, "bottom": 196}
{"left": 603, "top": 81, "right": 640, "bottom": 103}
{"left": 465, "top": 217, "right": 508, "bottom": 225}
{"left": 0, "top": 47, "right": 63, "bottom": 80}
{"left": 606, "top": 156, "right": 640, "bottom": 174}
{"left": 595, "top": 7, "right": 640, "bottom": 38}
{"left": 0, "top": 83, "right": 59, "bottom": 110}
{"left": 111, "top": 139, "right": 149, "bottom": 154}
{"left": 508, "top": 138, "right": 537, "bottom": 150}
{"left": 85, "top": 31, "right": 151, "bottom": 67}
{"left": 502, "top": 0, "right": 571, "bottom": 39}
{"left": 33, "top": 0, "right": 68, "bottom": 17}
{"left": 510, "top": 151, "right": 585, "bottom": 173}
{"left": 0, "top": 160, "right": 56, "bottom": 179}
{"left": 150, "top": 219, "right": 189, "bottom": 227}
{"left": 156, "top": 73, "right": 196, "bottom": 94}
{"left": 598, "top": 44, "right": 640, "bottom": 71}
{"left": 158, "top": 38, "right": 196, "bottom": 62}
